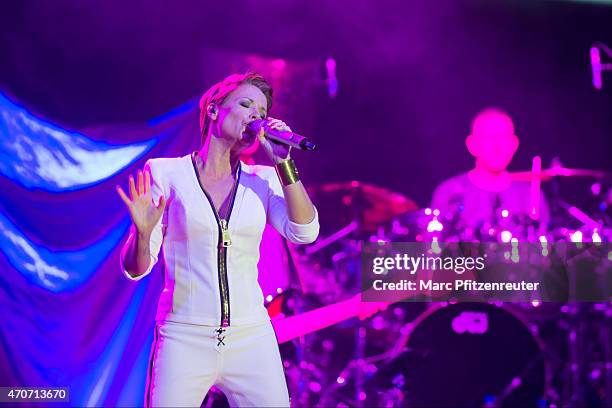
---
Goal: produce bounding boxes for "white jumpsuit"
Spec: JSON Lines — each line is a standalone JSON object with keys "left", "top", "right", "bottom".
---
{"left": 121, "top": 153, "right": 319, "bottom": 407}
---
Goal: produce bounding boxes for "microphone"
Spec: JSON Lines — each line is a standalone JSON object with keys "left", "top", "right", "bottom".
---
{"left": 591, "top": 46, "right": 602, "bottom": 90}
{"left": 246, "top": 119, "right": 317, "bottom": 151}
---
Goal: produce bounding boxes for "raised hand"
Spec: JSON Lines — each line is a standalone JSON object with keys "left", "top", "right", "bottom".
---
{"left": 116, "top": 169, "right": 166, "bottom": 237}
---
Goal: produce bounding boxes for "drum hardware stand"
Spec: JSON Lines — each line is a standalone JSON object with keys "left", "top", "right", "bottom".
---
{"left": 318, "top": 359, "right": 357, "bottom": 407}
{"left": 603, "top": 303, "right": 612, "bottom": 408}
{"left": 353, "top": 325, "right": 366, "bottom": 407}
{"left": 547, "top": 157, "right": 607, "bottom": 235}
{"left": 304, "top": 220, "right": 359, "bottom": 255}
{"left": 558, "top": 200, "right": 604, "bottom": 232}
{"left": 563, "top": 303, "right": 595, "bottom": 408}
{"left": 489, "top": 353, "right": 551, "bottom": 407}
{"left": 291, "top": 289, "right": 317, "bottom": 407}
{"left": 318, "top": 341, "right": 409, "bottom": 406}
{"left": 558, "top": 298, "right": 612, "bottom": 407}
{"left": 549, "top": 157, "right": 564, "bottom": 232}
{"left": 563, "top": 258, "right": 586, "bottom": 407}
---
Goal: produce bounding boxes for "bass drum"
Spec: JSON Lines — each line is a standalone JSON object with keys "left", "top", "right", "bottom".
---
{"left": 366, "top": 302, "right": 551, "bottom": 407}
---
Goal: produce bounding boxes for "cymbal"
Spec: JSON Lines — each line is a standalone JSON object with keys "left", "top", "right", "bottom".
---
{"left": 510, "top": 166, "right": 609, "bottom": 182}
{"left": 307, "top": 181, "right": 418, "bottom": 234}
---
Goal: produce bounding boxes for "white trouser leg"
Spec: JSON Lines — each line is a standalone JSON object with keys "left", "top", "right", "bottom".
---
{"left": 145, "top": 321, "right": 219, "bottom": 408}
{"left": 216, "top": 321, "right": 290, "bottom": 407}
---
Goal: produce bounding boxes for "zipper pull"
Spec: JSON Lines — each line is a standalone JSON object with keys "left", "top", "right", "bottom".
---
{"left": 220, "top": 219, "right": 232, "bottom": 248}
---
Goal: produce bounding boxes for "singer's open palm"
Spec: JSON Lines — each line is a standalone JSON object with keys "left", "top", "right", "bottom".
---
{"left": 116, "top": 169, "right": 166, "bottom": 236}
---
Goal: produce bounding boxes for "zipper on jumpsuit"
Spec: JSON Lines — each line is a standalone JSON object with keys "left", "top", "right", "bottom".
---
{"left": 191, "top": 153, "right": 241, "bottom": 328}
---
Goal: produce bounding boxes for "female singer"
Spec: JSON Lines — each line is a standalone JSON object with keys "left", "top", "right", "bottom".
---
{"left": 117, "top": 72, "right": 319, "bottom": 407}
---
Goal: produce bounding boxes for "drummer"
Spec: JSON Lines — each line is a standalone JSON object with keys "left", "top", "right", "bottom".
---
{"left": 431, "top": 107, "right": 550, "bottom": 238}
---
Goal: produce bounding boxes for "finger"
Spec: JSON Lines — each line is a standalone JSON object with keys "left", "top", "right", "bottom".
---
{"left": 272, "top": 125, "right": 292, "bottom": 132}
{"left": 144, "top": 169, "right": 151, "bottom": 196}
{"left": 116, "top": 186, "right": 132, "bottom": 207}
{"left": 156, "top": 195, "right": 166, "bottom": 211}
{"left": 129, "top": 175, "right": 137, "bottom": 199}
{"left": 268, "top": 119, "right": 287, "bottom": 128}
{"left": 137, "top": 170, "right": 144, "bottom": 196}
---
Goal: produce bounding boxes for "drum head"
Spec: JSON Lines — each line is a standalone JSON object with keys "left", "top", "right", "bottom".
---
{"left": 369, "top": 303, "right": 548, "bottom": 407}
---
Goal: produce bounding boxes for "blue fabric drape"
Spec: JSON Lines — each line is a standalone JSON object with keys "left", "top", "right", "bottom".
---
{"left": 0, "top": 93, "right": 201, "bottom": 407}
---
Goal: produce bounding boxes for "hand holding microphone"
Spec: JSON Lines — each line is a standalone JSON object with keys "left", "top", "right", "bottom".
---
{"left": 247, "top": 118, "right": 317, "bottom": 152}
{"left": 247, "top": 117, "right": 316, "bottom": 187}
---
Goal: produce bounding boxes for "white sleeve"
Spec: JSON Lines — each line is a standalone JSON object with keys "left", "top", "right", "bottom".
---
{"left": 121, "top": 159, "right": 166, "bottom": 281}
{"left": 266, "top": 168, "right": 319, "bottom": 245}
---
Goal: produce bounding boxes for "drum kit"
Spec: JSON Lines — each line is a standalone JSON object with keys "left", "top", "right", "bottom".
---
{"left": 204, "top": 165, "right": 611, "bottom": 407}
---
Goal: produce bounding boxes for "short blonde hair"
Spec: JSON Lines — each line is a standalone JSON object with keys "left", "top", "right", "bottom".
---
{"left": 199, "top": 72, "right": 273, "bottom": 138}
